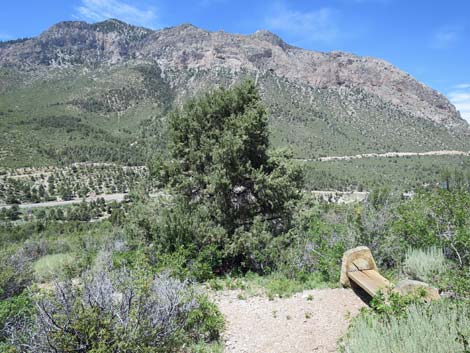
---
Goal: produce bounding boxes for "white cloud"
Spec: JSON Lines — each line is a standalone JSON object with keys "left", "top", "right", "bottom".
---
{"left": 454, "top": 83, "right": 470, "bottom": 89}
{"left": 448, "top": 86, "right": 470, "bottom": 123}
{"left": 431, "top": 26, "right": 462, "bottom": 49}
{"left": 75, "top": 0, "right": 158, "bottom": 28}
{"left": 0, "top": 33, "right": 13, "bottom": 41}
{"left": 265, "top": 3, "right": 339, "bottom": 43}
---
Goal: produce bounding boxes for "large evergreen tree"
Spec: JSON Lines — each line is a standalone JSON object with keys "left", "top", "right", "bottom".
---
{"left": 152, "top": 80, "right": 303, "bottom": 271}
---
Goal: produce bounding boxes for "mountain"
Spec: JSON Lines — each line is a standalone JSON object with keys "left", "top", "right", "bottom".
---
{"left": 0, "top": 19, "right": 468, "bottom": 167}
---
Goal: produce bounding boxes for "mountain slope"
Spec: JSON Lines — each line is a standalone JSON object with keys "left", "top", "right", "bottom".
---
{"left": 0, "top": 19, "right": 468, "bottom": 167}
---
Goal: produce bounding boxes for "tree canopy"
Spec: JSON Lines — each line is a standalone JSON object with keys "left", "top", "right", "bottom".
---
{"left": 152, "top": 80, "right": 303, "bottom": 272}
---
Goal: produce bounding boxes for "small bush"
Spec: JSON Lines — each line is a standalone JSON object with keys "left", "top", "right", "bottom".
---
{"left": 5, "top": 258, "right": 224, "bottom": 352}
{"left": 343, "top": 301, "right": 470, "bottom": 353}
{"left": 403, "top": 247, "right": 448, "bottom": 283}
{"left": 186, "top": 294, "right": 225, "bottom": 342}
{"left": 0, "top": 250, "right": 33, "bottom": 300}
{"left": 369, "top": 290, "right": 424, "bottom": 318}
{"left": 441, "top": 268, "right": 470, "bottom": 298}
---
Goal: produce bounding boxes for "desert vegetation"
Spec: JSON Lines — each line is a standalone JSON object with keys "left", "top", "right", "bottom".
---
{"left": 0, "top": 82, "right": 469, "bottom": 352}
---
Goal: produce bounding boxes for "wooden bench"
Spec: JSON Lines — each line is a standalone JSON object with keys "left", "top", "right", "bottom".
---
{"left": 347, "top": 269, "right": 390, "bottom": 297}
{"left": 340, "top": 246, "right": 440, "bottom": 301}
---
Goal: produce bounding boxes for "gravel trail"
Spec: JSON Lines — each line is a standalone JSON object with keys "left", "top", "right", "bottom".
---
{"left": 294, "top": 149, "right": 470, "bottom": 162}
{"left": 213, "top": 288, "right": 366, "bottom": 353}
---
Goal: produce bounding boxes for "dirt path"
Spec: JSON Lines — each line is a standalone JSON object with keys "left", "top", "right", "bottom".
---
{"left": 294, "top": 150, "right": 470, "bottom": 162}
{"left": 213, "top": 288, "right": 366, "bottom": 353}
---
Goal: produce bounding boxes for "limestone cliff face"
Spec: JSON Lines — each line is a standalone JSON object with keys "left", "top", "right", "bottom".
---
{"left": 0, "top": 19, "right": 466, "bottom": 130}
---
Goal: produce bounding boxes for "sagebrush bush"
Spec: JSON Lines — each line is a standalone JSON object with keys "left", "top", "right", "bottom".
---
{"left": 343, "top": 302, "right": 470, "bottom": 353}
{"left": 4, "top": 255, "right": 224, "bottom": 352}
{"left": 403, "top": 247, "right": 448, "bottom": 283}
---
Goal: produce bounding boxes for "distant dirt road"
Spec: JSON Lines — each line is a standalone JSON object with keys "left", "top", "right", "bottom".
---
{"left": 214, "top": 288, "right": 365, "bottom": 353}
{"left": 295, "top": 150, "right": 470, "bottom": 162}
{"left": 0, "top": 193, "right": 127, "bottom": 210}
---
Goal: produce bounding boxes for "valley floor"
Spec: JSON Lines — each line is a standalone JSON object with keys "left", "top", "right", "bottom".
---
{"left": 213, "top": 288, "right": 366, "bottom": 353}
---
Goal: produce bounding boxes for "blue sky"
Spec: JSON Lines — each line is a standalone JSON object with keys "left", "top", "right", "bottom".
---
{"left": 0, "top": 0, "right": 469, "bottom": 121}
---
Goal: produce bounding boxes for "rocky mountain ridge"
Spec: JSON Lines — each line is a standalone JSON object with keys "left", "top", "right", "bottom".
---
{"left": 0, "top": 19, "right": 469, "bottom": 168}
{"left": 0, "top": 19, "right": 465, "bottom": 129}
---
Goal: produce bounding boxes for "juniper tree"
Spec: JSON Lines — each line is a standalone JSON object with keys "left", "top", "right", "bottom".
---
{"left": 152, "top": 80, "right": 303, "bottom": 271}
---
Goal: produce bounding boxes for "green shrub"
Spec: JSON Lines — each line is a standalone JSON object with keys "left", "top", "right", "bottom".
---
{"left": 154, "top": 244, "right": 223, "bottom": 282}
{"left": 343, "top": 301, "right": 470, "bottom": 353}
{"left": 186, "top": 294, "right": 225, "bottom": 342}
{"left": 440, "top": 267, "right": 470, "bottom": 298}
{"left": 369, "top": 290, "right": 424, "bottom": 318}
{"left": 403, "top": 247, "right": 449, "bottom": 283}
{"left": 0, "top": 291, "right": 33, "bottom": 344}
{"left": 276, "top": 215, "right": 354, "bottom": 283}
{"left": 392, "top": 190, "right": 470, "bottom": 267}
{"left": 0, "top": 251, "right": 33, "bottom": 300}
